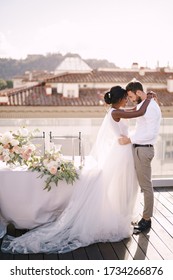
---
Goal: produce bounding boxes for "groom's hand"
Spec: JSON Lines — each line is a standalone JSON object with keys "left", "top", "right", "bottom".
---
{"left": 118, "top": 135, "right": 131, "bottom": 145}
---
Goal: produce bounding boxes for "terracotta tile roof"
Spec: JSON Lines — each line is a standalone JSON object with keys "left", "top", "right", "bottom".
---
{"left": 13, "top": 71, "right": 54, "bottom": 82}
{"left": 45, "top": 70, "right": 172, "bottom": 84}
{"left": 6, "top": 85, "right": 173, "bottom": 107}
{"left": 2, "top": 70, "right": 173, "bottom": 107}
{"left": 147, "top": 88, "right": 173, "bottom": 106}
{"left": 7, "top": 86, "right": 106, "bottom": 106}
{"left": 0, "top": 87, "right": 27, "bottom": 96}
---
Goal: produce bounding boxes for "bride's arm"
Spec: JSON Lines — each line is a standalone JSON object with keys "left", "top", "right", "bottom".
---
{"left": 112, "top": 95, "right": 152, "bottom": 120}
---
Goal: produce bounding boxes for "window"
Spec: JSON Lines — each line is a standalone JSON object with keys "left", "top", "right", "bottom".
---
{"left": 67, "top": 90, "right": 75, "bottom": 97}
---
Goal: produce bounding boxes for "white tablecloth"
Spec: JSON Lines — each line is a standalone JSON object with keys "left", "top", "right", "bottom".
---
{"left": 0, "top": 163, "right": 74, "bottom": 237}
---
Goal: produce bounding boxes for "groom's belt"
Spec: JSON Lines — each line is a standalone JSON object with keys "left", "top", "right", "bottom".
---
{"left": 133, "top": 144, "right": 153, "bottom": 148}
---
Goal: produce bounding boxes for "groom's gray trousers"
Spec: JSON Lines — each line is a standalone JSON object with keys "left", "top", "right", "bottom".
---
{"left": 132, "top": 146, "right": 154, "bottom": 219}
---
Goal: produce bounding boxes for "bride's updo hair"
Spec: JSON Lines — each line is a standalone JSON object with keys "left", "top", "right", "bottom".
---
{"left": 104, "top": 86, "right": 127, "bottom": 104}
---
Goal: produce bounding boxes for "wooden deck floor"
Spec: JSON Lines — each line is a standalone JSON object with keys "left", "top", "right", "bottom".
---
{"left": 1, "top": 187, "right": 173, "bottom": 260}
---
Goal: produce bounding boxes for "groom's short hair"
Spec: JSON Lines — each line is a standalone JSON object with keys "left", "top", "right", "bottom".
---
{"left": 126, "top": 81, "right": 143, "bottom": 93}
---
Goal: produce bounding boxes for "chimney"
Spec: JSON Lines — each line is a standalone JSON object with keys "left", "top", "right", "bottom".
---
{"left": 139, "top": 67, "right": 145, "bottom": 76}
{"left": 167, "top": 76, "right": 173, "bottom": 93}
{"left": 131, "top": 62, "right": 139, "bottom": 70}
{"left": 29, "top": 72, "right": 32, "bottom": 81}
{"left": 45, "top": 84, "right": 52, "bottom": 95}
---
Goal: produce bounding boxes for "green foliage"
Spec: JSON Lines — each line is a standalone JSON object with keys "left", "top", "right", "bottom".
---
{"left": 0, "top": 53, "right": 117, "bottom": 80}
{"left": 6, "top": 80, "right": 13, "bottom": 88}
{"left": 0, "top": 79, "right": 13, "bottom": 90}
{"left": 0, "top": 79, "right": 7, "bottom": 90}
{"left": 0, "top": 54, "right": 64, "bottom": 80}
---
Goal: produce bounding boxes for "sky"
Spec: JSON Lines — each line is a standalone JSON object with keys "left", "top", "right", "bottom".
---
{"left": 0, "top": 0, "right": 173, "bottom": 68}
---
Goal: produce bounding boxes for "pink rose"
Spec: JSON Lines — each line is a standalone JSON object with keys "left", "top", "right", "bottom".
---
{"left": 21, "top": 151, "right": 30, "bottom": 160}
{"left": 49, "top": 166, "right": 57, "bottom": 175}
{"left": 3, "top": 144, "right": 10, "bottom": 149}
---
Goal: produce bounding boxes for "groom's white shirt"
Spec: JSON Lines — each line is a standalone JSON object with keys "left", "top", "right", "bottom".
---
{"left": 130, "top": 99, "right": 162, "bottom": 145}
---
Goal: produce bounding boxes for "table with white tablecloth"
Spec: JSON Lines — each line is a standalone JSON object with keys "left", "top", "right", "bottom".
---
{"left": 0, "top": 163, "right": 74, "bottom": 238}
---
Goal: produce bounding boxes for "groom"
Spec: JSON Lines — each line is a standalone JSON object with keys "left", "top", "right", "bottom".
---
{"left": 119, "top": 81, "right": 161, "bottom": 233}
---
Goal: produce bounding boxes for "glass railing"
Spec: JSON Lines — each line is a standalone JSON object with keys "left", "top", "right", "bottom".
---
{"left": 0, "top": 117, "right": 173, "bottom": 180}
{"left": 128, "top": 118, "right": 173, "bottom": 180}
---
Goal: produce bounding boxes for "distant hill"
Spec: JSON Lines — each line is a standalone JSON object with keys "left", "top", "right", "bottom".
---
{"left": 0, "top": 53, "right": 117, "bottom": 80}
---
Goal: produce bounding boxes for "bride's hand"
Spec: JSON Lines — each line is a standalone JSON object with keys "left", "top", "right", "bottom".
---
{"left": 147, "top": 91, "right": 157, "bottom": 99}
{"left": 147, "top": 91, "right": 160, "bottom": 105}
{"left": 118, "top": 135, "right": 131, "bottom": 145}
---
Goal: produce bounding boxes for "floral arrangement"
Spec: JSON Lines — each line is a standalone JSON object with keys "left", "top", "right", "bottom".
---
{"left": 0, "top": 127, "right": 36, "bottom": 167}
{"left": 0, "top": 128, "right": 79, "bottom": 191}
{"left": 27, "top": 147, "right": 79, "bottom": 191}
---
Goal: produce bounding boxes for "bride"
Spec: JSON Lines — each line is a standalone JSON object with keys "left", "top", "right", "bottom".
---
{"left": 1, "top": 86, "right": 151, "bottom": 254}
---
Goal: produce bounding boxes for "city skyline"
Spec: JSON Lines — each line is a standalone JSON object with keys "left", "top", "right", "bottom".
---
{"left": 1, "top": 0, "right": 173, "bottom": 68}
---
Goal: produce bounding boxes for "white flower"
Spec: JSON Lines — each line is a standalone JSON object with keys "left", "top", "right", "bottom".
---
{"left": 0, "top": 132, "right": 13, "bottom": 145}
{"left": 0, "top": 127, "right": 36, "bottom": 167}
{"left": 18, "top": 127, "right": 29, "bottom": 137}
{"left": 43, "top": 158, "right": 49, "bottom": 167}
{"left": 10, "top": 139, "right": 19, "bottom": 146}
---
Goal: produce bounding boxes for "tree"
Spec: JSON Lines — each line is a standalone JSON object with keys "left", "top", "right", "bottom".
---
{"left": 6, "top": 80, "right": 13, "bottom": 88}
{"left": 0, "top": 79, "right": 7, "bottom": 90}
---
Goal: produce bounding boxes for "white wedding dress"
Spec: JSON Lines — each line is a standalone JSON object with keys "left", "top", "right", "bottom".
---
{"left": 1, "top": 108, "right": 138, "bottom": 254}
